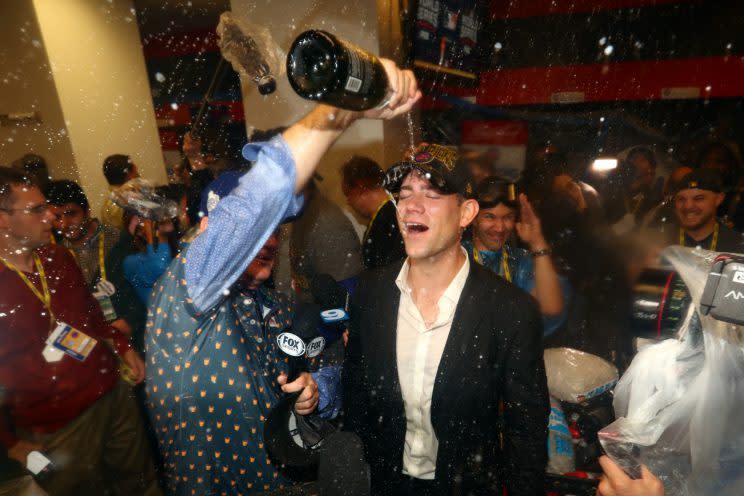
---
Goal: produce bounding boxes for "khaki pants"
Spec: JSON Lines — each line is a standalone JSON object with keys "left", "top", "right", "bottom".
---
{"left": 21, "top": 381, "right": 162, "bottom": 496}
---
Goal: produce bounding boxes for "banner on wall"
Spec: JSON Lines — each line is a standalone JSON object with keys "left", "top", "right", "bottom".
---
{"left": 460, "top": 120, "right": 529, "bottom": 182}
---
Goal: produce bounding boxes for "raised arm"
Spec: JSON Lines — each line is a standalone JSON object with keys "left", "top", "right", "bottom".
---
{"left": 284, "top": 59, "right": 420, "bottom": 193}
{"left": 516, "top": 193, "right": 564, "bottom": 317}
{"left": 185, "top": 59, "right": 420, "bottom": 312}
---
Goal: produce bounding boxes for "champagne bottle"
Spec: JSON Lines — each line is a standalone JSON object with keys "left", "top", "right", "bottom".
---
{"left": 287, "top": 30, "right": 390, "bottom": 111}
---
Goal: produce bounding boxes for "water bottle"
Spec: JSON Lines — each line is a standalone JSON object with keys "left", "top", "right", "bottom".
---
{"left": 287, "top": 30, "right": 390, "bottom": 111}
{"left": 217, "top": 12, "right": 277, "bottom": 95}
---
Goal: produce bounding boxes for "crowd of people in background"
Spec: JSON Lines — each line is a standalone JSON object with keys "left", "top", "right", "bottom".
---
{"left": 2, "top": 59, "right": 741, "bottom": 496}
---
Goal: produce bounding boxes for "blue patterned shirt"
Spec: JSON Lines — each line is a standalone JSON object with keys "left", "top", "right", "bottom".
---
{"left": 184, "top": 137, "right": 303, "bottom": 313}
{"left": 146, "top": 254, "right": 295, "bottom": 495}
{"left": 145, "top": 137, "right": 306, "bottom": 495}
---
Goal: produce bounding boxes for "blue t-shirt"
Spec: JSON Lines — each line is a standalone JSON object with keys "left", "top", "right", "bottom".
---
{"left": 462, "top": 238, "right": 571, "bottom": 335}
{"left": 122, "top": 242, "right": 172, "bottom": 304}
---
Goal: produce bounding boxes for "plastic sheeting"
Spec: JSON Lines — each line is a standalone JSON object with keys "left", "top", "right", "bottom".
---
{"left": 599, "top": 246, "right": 744, "bottom": 495}
{"left": 216, "top": 12, "right": 284, "bottom": 84}
{"left": 110, "top": 178, "right": 178, "bottom": 222}
{"left": 544, "top": 347, "right": 619, "bottom": 404}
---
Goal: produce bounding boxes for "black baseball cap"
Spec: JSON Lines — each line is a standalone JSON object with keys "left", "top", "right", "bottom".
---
{"left": 673, "top": 169, "right": 724, "bottom": 195}
{"left": 383, "top": 143, "right": 475, "bottom": 199}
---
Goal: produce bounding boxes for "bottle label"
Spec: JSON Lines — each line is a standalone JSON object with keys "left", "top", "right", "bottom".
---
{"left": 345, "top": 76, "right": 363, "bottom": 93}
{"left": 339, "top": 38, "right": 378, "bottom": 95}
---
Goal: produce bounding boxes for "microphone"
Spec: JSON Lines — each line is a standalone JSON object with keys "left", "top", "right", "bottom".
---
{"left": 276, "top": 302, "right": 322, "bottom": 382}
{"left": 311, "top": 274, "right": 348, "bottom": 310}
{"left": 265, "top": 302, "right": 334, "bottom": 468}
{"left": 317, "top": 431, "right": 370, "bottom": 496}
{"left": 311, "top": 274, "right": 352, "bottom": 328}
{"left": 310, "top": 275, "right": 349, "bottom": 366}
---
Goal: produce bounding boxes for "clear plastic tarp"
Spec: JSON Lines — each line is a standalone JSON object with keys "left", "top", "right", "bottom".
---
{"left": 600, "top": 246, "right": 744, "bottom": 495}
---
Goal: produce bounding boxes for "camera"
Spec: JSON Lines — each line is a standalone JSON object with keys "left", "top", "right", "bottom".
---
{"left": 699, "top": 253, "right": 744, "bottom": 325}
{"left": 632, "top": 253, "right": 744, "bottom": 340}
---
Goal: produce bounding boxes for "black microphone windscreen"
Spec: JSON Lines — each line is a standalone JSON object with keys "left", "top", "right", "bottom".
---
{"left": 292, "top": 302, "right": 322, "bottom": 341}
{"left": 311, "top": 274, "right": 347, "bottom": 309}
{"left": 318, "top": 431, "right": 370, "bottom": 496}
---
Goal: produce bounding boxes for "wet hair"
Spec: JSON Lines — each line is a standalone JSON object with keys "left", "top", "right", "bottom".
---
{"left": 0, "top": 167, "right": 35, "bottom": 209}
{"left": 103, "top": 154, "right": 134, "bottom": 186}
{"left": 476, "top": 175, "right": 518, "bottom": 211}
{"left": 341, "top": 156, "right": 384, "bottom": 191}
{"left": 626, "top": 146, "right": 657, "bottom": 168}
{"left": 44, "top": 180, "right": 90, "bottom": 211}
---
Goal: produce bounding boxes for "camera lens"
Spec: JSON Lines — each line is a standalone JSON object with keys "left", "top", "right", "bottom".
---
{"left": 631, "top": 268, "right": 690, "bottom": 339}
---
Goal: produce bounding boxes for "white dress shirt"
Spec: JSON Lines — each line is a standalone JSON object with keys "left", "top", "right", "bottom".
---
{"left": 395, "top": 249, "right": 470, "bottom": 479}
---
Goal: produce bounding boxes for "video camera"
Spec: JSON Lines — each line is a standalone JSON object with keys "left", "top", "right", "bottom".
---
{"left": 631, "top": 253, "right": 744, "bottom": 339}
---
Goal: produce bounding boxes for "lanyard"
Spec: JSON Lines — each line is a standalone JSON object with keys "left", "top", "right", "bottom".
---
{"left": 679, "top": 223, "right": 718, "bottom": 251}
{"left": 472, "top": 245, "right": 512, "bottom": 283}
{"left": 363, "top": 198, "right": 390, "bottom": 246}
{"left": 0, "top": 253, "right": 54, "bottom": 322}
{"left": 68, "top": 232, "right": 107, "bottom": 281}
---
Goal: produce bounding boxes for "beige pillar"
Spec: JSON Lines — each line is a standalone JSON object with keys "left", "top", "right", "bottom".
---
{"left": 377, "top": 0, "right": 421, "bottom": 165}
{"left": 32, "top": 0, "right": 166, "bottom": 214}
{"left": 0, "top": 1, "right": 77, "bottom": 181}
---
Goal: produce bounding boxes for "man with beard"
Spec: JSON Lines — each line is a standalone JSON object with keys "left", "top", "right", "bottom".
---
{"left": 145, "top": 177, "right": 304, "bottom": 493}
{"left": 671, "top": 169, "right": 744, "bottom": 253}
{"left": 343, "top": 144, "right": 549, "bottom": 495}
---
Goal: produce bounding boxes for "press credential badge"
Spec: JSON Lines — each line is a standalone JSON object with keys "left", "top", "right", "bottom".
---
{"left": 44, "top": 322, "right": 97, "bottom": 362}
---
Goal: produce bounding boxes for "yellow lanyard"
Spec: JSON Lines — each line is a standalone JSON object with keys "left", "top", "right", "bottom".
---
{"left": 68, "top": 232, "right": 107, "bottom": 281}
{"left": 679, "top": 223, "right": 719, "bottom": 251}
{"left": 472, "top": 245, "right": 512, "bottom": 283}
{"left": 363, "top": 199, "right": 390, "bottom": 246}
{"left": 0, "top": 253, "right": 54, "bottom": 322}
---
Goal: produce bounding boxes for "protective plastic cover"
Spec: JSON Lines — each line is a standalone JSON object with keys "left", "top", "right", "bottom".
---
{"left": 216, "top": 11, "right": 285, "bottom": 82}
{"left": 109, "top": 178, "right": 178, "bottom": 222}
{"left": 599, "top": 246, "right": 744, "bottom": 495}
{"left": 544, "top": 347, "right": 619, "bottom": 404}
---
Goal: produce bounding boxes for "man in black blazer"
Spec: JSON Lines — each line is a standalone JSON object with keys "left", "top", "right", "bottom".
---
{"left": 341, "top": 156, "right": 406, "bottom": 270}
{"left": 342, "top": 144, "right": 550, "bottom": 496}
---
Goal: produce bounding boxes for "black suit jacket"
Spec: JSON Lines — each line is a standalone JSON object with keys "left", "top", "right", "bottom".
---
{"left": 342, "top": 259, "right": 550, "bottom": 495}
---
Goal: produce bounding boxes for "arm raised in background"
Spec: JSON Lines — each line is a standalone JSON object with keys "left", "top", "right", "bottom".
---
{"left": 516, "top": 193, "right": 565, "bottom": 317}
{"left": 185, "top": 59, "right": 420, "bottom": 313}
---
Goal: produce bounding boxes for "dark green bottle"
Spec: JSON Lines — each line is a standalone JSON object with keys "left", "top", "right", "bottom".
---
{"left": 287, "top": 30, "right": 390, "bottom": 111}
